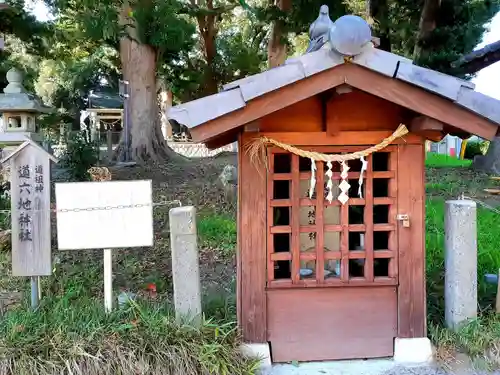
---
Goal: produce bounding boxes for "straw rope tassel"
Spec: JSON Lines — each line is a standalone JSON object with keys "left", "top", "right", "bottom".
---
{"left": 358, "top": 156, "right": 368, "bottom": 199}
{"left": 309, "top": 158, "right": 317, "bottom": 199}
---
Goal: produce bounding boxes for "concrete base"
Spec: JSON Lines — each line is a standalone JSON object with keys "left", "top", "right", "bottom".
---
{"left": 240, "top": 343, "right": 272, "bottom": 368}
{"left": 393, "top": 337, "right": 434, "bottom": 364}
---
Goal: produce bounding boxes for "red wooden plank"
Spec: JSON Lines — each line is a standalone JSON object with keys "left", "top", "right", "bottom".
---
{"left": 341, "top": 198, "right": 349, "bottom": 282}
{"left": 397, "top": 144, "right": 426, "bottom": 338}
{"left": 291, "top": 154, "right": 300, "bottom": 283}
{"left": 267, "top": 153, "right": 275, "bottom": 283}
{"left": 268, "top": 287, "right": 397, "bottom": 362}
{"left": 364, "top": 154, "right": 374, "bottom": 282}
{"left": 315, "top": 161, "right": 325, "bottom": 283}
{"left": 239, "top": 133, "right": 267, "bottom": 342}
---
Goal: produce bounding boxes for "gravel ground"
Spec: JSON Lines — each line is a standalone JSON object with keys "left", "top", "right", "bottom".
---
{"left": 260, "top": 359, "right": 500, "bottom": 375}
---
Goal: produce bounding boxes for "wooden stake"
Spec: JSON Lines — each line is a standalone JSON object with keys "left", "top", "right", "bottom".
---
{"left": 496, "top": 268, "right": 500, "bottom": 314}
{"left": 104, "top": 249, "right": 113, "bottom": 313}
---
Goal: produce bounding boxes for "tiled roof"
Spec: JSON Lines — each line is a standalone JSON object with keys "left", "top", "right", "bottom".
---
{"left": 168, "top": 45, "right": 500, "bottom": 130}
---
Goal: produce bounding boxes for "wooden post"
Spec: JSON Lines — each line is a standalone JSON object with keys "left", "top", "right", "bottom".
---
{"left": 496, "top": 268, "right": 500, "bottom": 314}
{"left": 104, "top": 248, "right": 113, "bottom": 312}
{"left": 0, "top": 139, "right": 58, "bottom": 309}
{"left": 87, "top": 167, "right": 114, "bottom": 313}
{"left": 107, "top": 129, "right": 113, "bottom": 161}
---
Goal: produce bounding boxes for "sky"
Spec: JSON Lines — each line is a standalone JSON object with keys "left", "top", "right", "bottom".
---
{"left": 27, "top": 2, "right": 500, "bottom": 100}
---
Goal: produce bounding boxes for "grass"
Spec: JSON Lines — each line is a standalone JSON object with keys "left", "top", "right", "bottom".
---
{"left": 0, "top": 287, "right": 260, "bottom": 375}
{"left": 198, "top": 214, "right": 237, "bottom": 258}
{"left": 425, "top": 152, "right": 472, "bottom": 168}
{"left": 3, "top": 151, "right": 500, "bottom": 372}
{"left": 424, "top": 153, "right": 500, "bottom": 368}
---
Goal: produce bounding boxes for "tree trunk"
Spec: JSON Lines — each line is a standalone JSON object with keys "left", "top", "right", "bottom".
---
{"left": 193, "top": 0, "right": 220, "bottom": 95}
{"left": 267, "top": 0, "right": 291, "bottom": 68}
{"left": 198, "top": 13, "right": 219, "bottom": 95}
{"left": 473, "top": 137, "right": 500, "bottom": 174}
{"left": 413, "top": 0, "right": 441, "bottom": 61}
{"left": 116, "top": 36, "right": 178, "bottom": 163}
{"left": 114, "top": 3, "right": 179, "bottom": 163}
{"left": 366, "top": 0, "right": 391, "bottom": 52}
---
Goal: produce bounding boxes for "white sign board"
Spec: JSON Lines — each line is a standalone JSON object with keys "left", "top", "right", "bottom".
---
{"left": 55, "top": 180, "right": 153, "bottom": 250}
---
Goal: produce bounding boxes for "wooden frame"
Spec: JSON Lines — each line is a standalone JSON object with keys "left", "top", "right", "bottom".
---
{"left": 266, "top": 146, "right": 398, "bottom": 289}
{"left": 237, "top": 131, "right": 427, "bottom": 344}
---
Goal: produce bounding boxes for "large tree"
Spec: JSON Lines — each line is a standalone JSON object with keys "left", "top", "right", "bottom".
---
{"left": 265, "top": 0, "right": 500, "bottom": 79}
{"left": 45, "top": 0, "right": 195, "bottom": 162}
{"left": 0, "top": 0, "right": 50, "bottom": 91}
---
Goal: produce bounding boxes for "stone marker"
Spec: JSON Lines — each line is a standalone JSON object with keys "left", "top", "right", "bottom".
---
{"left": 169, "top": 206, "right": 202, "bottom": 326}
{"left": 445, "top": 199, "right": 477, "bottom": 330}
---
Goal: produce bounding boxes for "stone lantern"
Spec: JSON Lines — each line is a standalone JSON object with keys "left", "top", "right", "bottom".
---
{"left": 0, "top": 68, "right": 51, "bottom": 157}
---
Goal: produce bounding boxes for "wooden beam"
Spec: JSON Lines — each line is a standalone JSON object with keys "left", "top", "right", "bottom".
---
{"left": 205, "top": 130, "right": 240, "bottom": 150}
{"left": 416, "top": 131, "right": 445, "bottom": 142}
{"left": 410, "top": 116, "right": 444, "bottom": 132}
{"left": 409, "top": 116, "right": 445, "bottom": 142}
{"left": 258, "top": 131, "right": 424, "bottom": 146}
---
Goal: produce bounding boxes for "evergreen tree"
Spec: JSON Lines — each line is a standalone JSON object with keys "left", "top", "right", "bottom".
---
{"left": 44, "top": 0, "right": 196, "bottom": 162}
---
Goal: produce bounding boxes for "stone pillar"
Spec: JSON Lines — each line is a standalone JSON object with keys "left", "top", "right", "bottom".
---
{"left": 169, "top": 206, "right": 202, "bottom": 326}
{"left": 445, "top": 199, "right": 477, "bottom": 330}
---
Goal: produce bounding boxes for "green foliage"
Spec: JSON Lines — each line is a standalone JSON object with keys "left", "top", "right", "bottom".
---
{"left": 0, "top": 293, "right": 260, "bottom": 375}
{"left": 48, "top": 0, "right": 195, "bottom": 63}
{"left": 464, "top": 140, "right": 490, "bottom": 160}
{"left": 35, "top": 45, "right": 120, "bottom": 123}
{"left": 198, "top": 214, "right": 237, "bottom": 258}
{"left": 386, "top": 0, "right": 500, "bottom": 77}
{"left": 0, "top": 1, "right": 52, "bottom": 91}
{"left": 59, "top": 131, "right": 98, "bottom": 181}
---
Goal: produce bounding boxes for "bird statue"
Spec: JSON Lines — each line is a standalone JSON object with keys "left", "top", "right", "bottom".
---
{"left": 328, "top": 15, "right": 372, "bottom": 57}
{"left": 305, "top": 4, "right": 335, "bottom": 53}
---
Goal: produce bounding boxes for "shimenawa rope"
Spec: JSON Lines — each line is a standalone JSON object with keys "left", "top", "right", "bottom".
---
{"left": 245, "top": 124, "right": 409, "bottom": 168}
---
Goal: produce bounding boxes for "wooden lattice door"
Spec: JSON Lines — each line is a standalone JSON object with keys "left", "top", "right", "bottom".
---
{"left": 266, "top": 146, "right": 399, "bottom": 362}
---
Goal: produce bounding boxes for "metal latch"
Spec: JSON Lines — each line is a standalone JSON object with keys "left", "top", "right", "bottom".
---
{"left": 397, "top": 214, "right": 410, "bottom": 228}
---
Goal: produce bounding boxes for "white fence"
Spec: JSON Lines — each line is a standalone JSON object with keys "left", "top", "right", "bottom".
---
{"left": 167, "top": 141, "right": 237, "bottom": 158}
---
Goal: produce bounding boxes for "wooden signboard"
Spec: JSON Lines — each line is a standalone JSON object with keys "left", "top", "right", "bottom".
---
{"left": 55, "top": 180, "right": 153, "bottom": 250}
{"left": 1, "top": 140, "right": 57, "bottom": 277}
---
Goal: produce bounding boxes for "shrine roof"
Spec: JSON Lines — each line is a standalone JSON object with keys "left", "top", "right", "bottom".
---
{"left": 168, "top": 45, "right": 500, "bottom": 144}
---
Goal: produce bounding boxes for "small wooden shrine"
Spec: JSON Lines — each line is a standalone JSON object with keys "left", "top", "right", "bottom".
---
{"left": 169, "top": 14, "right": 500, "bottom": 364}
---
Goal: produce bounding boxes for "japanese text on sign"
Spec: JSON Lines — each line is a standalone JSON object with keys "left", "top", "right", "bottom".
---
{"left": 17, "top": 164, "right": 44, "bottom": 242}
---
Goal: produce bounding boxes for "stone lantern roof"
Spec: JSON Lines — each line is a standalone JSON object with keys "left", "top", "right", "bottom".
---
{"left": 0, "top": 68, "right": 52, "bottom": 113}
